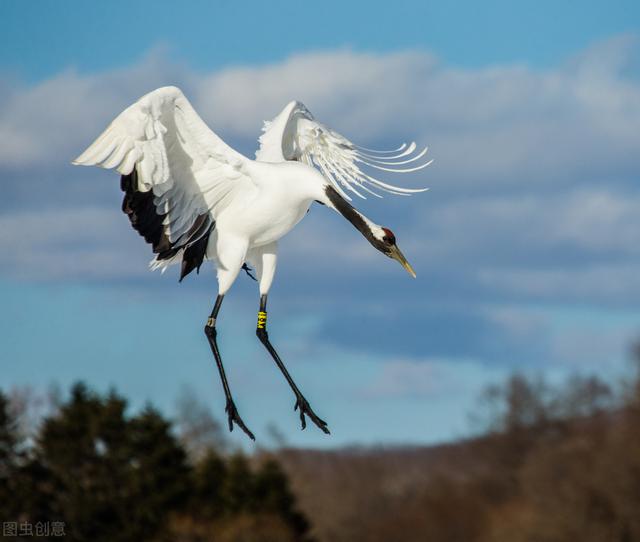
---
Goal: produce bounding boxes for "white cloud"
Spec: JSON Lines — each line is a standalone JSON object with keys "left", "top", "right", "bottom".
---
{"left": 1, "top": 38, "right": 639, "bottom": 300}
{"left": 1, "top": 36, "right": 639, "bottom": 372}
{"left": 3, "top": 34, "right": 640, "bottom": 435}
{"left": 360, "top": 358, "right": 440, "bottom": 399}
{"left": 477, "top": 264, "right": 640, "bottom": 304}
{"left": 548, "top": 325, "right": 636, "bottom": 369}
{"left": 421, "top": 188, "right": 640, "bottom": 264}
{"left": 0, "top": 48, "right": 194, "bottom": 169}
{"left": 0, "top": 207, "right": 149, "bottom": 279}
{"left": 1, "top": 35, "right": 638, "bottom": 189}
{"left": 359, "top": 357, "right": 510, "bottom": 400}
{"left": 194, "top": 49, "right": 437, "bottom": 140}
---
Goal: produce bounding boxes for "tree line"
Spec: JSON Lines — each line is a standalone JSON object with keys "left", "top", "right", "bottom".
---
{"left": 3, "top": 356, "right": 640, "bottom": 541}
{"left": 0, "top": 383, "right": 310, "bottom": 542}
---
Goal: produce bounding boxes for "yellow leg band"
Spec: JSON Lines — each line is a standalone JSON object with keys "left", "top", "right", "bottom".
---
{"left": 257, "top": 311, "right": 267, "bottom": 329}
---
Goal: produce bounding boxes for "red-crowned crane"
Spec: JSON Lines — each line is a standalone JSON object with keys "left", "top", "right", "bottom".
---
{"left": 73, "top": 86, "right": 431, "bottom": 440}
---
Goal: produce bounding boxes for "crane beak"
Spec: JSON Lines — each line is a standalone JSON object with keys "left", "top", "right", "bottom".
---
{"left": 388, "top": 245, "right": 416, "bottom": 278}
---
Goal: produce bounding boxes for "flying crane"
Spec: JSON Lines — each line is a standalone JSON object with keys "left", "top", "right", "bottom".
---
{"left": 73, "top": 86, "right": 431, "bottom": 439}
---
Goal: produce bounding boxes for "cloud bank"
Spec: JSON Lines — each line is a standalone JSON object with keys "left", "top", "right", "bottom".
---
{"left": 1, "top": 35, "right": 639, "bottom": 372}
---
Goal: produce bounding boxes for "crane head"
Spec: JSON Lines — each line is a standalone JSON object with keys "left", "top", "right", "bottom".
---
{"left": 375, "top": 227, "right": 416, "bottom": 278}
{"left": 321, "top": 185, "right": 417, "bottom": 278}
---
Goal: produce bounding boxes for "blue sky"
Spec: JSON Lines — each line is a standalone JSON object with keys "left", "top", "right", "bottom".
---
{"left": 1, "top": 1, "right": 639, "bottom": 449}
{"left": 2, "top": 0, "right": 639, "bottom": 80}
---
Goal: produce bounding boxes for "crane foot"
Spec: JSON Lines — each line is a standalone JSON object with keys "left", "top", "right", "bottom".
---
{"left": 225, "top": 399, "right": 255, "bottom": 441}
{"left": 294, "top": 395, "right": 330, "bottom": 434}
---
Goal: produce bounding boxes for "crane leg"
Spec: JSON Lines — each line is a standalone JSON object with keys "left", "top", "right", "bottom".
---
{"left": 204, "top": 294, "right": 255, "bottom": 441}
{"left": 255, "top": 294, "right": 330, "bottom": 434}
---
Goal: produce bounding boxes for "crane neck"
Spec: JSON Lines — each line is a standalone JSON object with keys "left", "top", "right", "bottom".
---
{"left": 322, "top": 185, "right": 386, "bottom": 252}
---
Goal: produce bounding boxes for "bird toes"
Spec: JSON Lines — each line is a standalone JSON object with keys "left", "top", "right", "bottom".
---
{"left": 294, "top": 396, "right": 330, "bottom": 435}
{"left": 225, "top": 400, "right": 255, "bottom": 441}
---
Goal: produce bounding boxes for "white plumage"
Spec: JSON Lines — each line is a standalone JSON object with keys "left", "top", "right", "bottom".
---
{"left": 256, "top": 99, "right": 431, "bottom": 200}
{"left": 73, "top": 86, "right": 430, "bottom": 439}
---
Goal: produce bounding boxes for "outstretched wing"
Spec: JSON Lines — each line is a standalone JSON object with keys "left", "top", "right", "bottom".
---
{"left": 255, "top": 101, "right": 431, "bottom": 201}
{"left": 73, "top": 86, "right": 256, "bottom": 280}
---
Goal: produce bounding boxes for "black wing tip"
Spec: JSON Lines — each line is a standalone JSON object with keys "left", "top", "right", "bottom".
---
{"left": 121, "top": 170, "right": 174, "bottom": 257}
{"left": 121, "top": 169, "right": 215, "bottom": 283}
{"left": 179, "top": 227, "right": 213, "bottom": 282}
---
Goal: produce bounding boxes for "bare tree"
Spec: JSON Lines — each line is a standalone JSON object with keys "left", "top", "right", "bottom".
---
{"left": 174, "top": 385, "right": 227, "bottom": 460}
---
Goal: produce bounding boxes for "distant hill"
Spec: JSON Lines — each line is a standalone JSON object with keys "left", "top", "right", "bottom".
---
{"left": 273, "top": 374, "right": 640, "bottom": 542}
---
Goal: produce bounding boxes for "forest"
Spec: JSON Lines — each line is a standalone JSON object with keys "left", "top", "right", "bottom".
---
{"left": 2, "top": 351, "right": 640, "bottom": 542}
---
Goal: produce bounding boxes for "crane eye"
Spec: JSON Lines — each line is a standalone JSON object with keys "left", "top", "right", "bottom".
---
{"left": 382, "top": 228, "right": 396, "bottom": 245}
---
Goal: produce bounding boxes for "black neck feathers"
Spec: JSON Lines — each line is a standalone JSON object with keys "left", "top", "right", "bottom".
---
{"left": 324, "top": 185, "right": 386, "bottom": 252}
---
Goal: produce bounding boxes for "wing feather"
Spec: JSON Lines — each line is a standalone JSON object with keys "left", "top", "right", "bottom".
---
{"left": 73, "top": 86, "right": 256, "bottom": 277}
{"left": 256, "top": 101, "right": 430, "bottom": 201}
